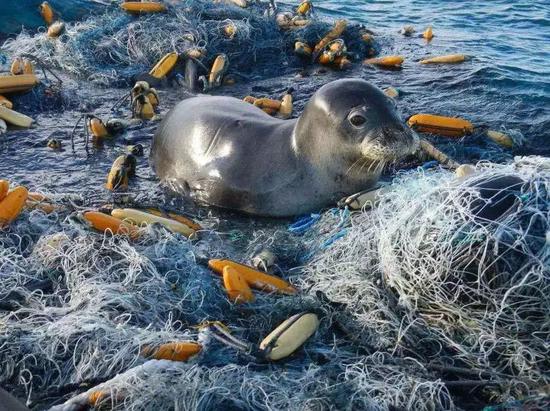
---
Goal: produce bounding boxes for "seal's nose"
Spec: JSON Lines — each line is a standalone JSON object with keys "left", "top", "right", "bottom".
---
{"left": 380, "top": 123, "right": 419, "bottom": 155}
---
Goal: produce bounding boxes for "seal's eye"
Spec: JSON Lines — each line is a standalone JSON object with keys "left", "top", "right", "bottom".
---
{"left": 349, "top": 114, "right": 366, "bottom": 127}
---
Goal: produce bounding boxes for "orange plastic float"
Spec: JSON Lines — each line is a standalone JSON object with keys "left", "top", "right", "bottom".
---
{"left": 408, "top": 113, "right": 474, "bottom": 137}
{"left": 420, "top": 54, "right": 466, "bottom": 64}
{"left": 149, "top": 52, "right": 178, "bottom": 79}
{"left": 39, "top": 2, "right": 55, "bottom": 25}
{"left": 0, "top": 186, "right": 28, "bottom": 228}
{"left": 313, "top": 19, "right": 347, "bottom": 58}
{"left": 120, "top": 2, "right": 167, "bottom": 14}
{"left": 223, "top": 266, "right": 255, "bottom": 303}
{"left": 141, "top": 342, "right": 202, "bottom": 362}
{"left": 88, "top": 116, "right": 110, "bottom": 140}
{"left": 0, "top": 74, "right": 39, "bottom": 94}
{"left": 364, "top": 56, "right": 404, "bottom": 67}
{"left": 423, "top": 26, "right": 434, "bottom": 40}
{"left": 83, "top": 211, "right": 140, "bottom": 238}
{"left": 47, "top": 21, "right": 65, "bottom": 38}
{"left": 0, "top": 95, "right": 13, "bottom": 109}
{"left": 0, "top": 180, "right": 9, "bottom": 201}
{"left": 208, "top": 259, "right": 297, "bottom": 295}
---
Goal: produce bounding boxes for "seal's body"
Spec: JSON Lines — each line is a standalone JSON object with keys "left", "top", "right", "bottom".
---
{"left": 151, "top": 79, "right": 418, "bottom": 217}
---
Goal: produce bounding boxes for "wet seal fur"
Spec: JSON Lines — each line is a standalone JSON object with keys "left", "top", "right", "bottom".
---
{"left": 151, "top": 78, "right": 418, "bottom": 217}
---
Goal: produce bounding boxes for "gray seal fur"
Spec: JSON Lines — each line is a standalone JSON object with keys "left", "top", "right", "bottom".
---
{"left": 151, "top": 78, "right": 418, "bottom": 217}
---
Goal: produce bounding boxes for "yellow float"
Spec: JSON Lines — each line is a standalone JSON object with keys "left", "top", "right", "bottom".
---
{"left": 223, "top": 266, "right": 255, "bottom": 303}
{"left": 408, "top": 113, "right": 474, "bottom": 137}
{"left": 420, "top": 54, "right": 466, "bottom": 64}
{"left": 364, "top": 55, "right": 404, "bottom": 67}
{"left": 0, "top": 74, "right": 39, "bottom": 94}
{"left": 208, "top": 259, "right": 297, "bottom": 295}
{"left": 120, "top": 2, "right": 167, "bottom": 14}
{"left": 0, "top": 105, "right": 33, "bottom": 128}
{"left": 149, "top": 52, "right": 178, "bottom": 79}
{"left": 111, "top": 208, "right": 196, "bottom": 237}
{"left": 260, "top": 313, "right": 319, "bottom": 360}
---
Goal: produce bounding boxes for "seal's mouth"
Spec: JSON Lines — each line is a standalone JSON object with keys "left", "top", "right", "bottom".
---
{"left": 361, "top": 125, "right": 419, "bottom": 162}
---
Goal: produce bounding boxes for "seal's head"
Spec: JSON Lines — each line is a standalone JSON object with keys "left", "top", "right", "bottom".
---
{"left": 295, "top": 78, "right": 418, "bottom": 176}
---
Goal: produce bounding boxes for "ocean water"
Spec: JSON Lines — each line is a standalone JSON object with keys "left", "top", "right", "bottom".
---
{"left": 0, "top": 0, "right": 102, "bottom": 38}
{"left": 0, "top": 0, "right": 547, "bottom": 196}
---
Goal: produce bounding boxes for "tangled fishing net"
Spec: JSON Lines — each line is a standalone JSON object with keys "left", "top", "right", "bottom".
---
{"left": 0, "top": 195, "right": 450, "bottom": 410}
{"left": 298, "top": 155, "right": 549, "bottom": 404}
{"left": 1, "top": 1, "right": 373, "bottom": 86}
{"left": 2, "top": 157, "right": 547, "bottom": 410}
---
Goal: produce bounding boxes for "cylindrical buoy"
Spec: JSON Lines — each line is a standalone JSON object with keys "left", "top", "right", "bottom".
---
{"left": 279, "top": 89, "right": 293, "bottom": 119}
{"left": 0, "top": 95, "right": 13, "bottom": 110}
{"left": 364, "top": 56, "right": 404, "bottom": 67}
{"left": 296, "top": 0, "right": 312, "bottom": 15}
{"left": 88, "top": 117, "right": 110, "bottom": 140}
{"left": 149, "top": 52, "right": 178, "bottom": 79}
{"left": 313, "top": 19, "right": 347, "bottom": 59}
{"left": 105, "top": 155, "right": 134, "bottom": 191}
{"left": 486, "top": 129, "right": 514, "bottom": 148}
{"left": 408, "top": 113, "right": 474, "bottom": 137}
{"left": 111, "top": 208, "right": 196, "bottom": 237}
{"left": 209, "top": 54, "right": 228, "bottom": 87}
{"left": 10, "top": 57, "right": 24, "bottom": 75}
{"left": 83, "top": 211, "right": 140, "bottom": 238}
{"left": 0, "top": 105, "right": 33, "bottom": 128}
{"left": 141, "top": 342, "right": 202, "bottom": 362}
{"left": 133, "top": 95, "right": 155, "bottom": 120}
{"left": 120, "top": 1, "right": 167, "bottom": 14}
{"left": 420, "top": 54, "right": 466, "bottom": 64}
{"left": 147, "top": 89, "right": 160, "bottom": 108}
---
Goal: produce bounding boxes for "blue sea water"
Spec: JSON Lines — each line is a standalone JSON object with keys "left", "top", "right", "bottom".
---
{"left": 295, "top": 0, "right": 550, "bottom": 156}
{"left": 0, "top": 0, "right": 102, "bottom": 37}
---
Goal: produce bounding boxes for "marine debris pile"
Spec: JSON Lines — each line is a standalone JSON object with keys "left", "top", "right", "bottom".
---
{"left": 299, "top": 156, "right": 549, "bottom": 404}
{"left": 0, "top": 1, "right": 548, "bottom": 410}
{"left": 1, "top": 0, "right": 373, "bottom": 86}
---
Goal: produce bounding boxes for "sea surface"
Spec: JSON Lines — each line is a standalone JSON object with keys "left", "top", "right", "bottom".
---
{"left": 0, "top": 0, "right": 548, "bottom": 197}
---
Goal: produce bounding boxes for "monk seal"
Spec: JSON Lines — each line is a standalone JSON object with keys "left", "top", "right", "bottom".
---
{"left": 150, "top": 78, "right": 418, "bottom": 217}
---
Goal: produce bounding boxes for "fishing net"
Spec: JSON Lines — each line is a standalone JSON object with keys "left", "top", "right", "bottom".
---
{"left": 0, "top": 190, "right": 453, "bottom": 410}
{"left": 1, "top": 1, "right": 374, "bottom": 86}
{"left": 297, "top": 155, "right": 549, "bottom": 403}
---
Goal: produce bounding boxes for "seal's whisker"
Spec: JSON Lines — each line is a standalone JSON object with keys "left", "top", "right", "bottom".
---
{"left": 358, "top": 158, "right": 371, "bottom": 175}
{"left": 345, "top": 157, "right": 364, "bottom": 176}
